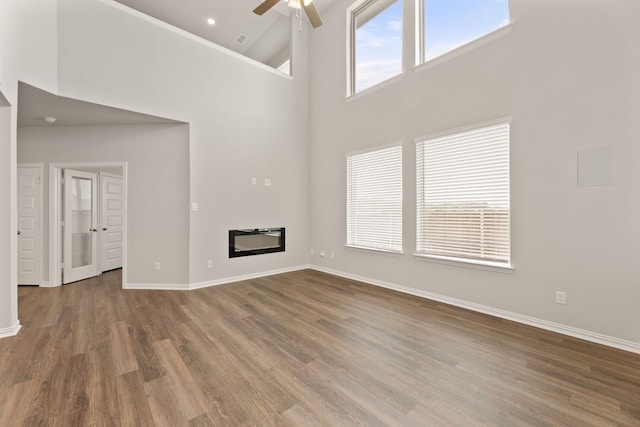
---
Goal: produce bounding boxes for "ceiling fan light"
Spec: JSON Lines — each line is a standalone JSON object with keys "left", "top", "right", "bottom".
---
{"left": 287, "top": 0, "right": 301, "bottom": 9}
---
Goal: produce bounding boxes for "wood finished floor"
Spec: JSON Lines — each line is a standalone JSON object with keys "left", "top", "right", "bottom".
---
{"left": 1, "top": 269, "right": 639, "bottom": 426}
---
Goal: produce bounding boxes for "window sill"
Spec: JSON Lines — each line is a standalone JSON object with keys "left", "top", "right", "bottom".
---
{"left": 414, "top": 23, "right": 513, "bottom": 75}
{"left": 346, "top": 72, "right": 405, "bottom": 103}
{"left": 413, "top": 253, "right": 513, "bottom": 274}
{"left": 345, "top": 245, "right": 404, "bottom": 257}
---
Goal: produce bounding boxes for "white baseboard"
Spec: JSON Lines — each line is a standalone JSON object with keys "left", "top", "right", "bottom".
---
{"left": 0, "top": 321, "right": 22, "bottom": 339}
{"left": 189, "top": 265, "right": 310, "bottom": 290}
{"left": 310, "top": 265, "right": 640, "bottom": 355}
{"left": 124, "top": 265, "right": 311, "bottom": 291}
{"left": 39, "top": 281, "right": 57, "bottom": 288}
{"left": 124, "top": 282, "right": 190, "bottom": 290}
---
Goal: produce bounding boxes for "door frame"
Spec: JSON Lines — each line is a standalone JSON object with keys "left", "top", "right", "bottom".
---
{"left": 49, "top": 162, "right": 128, "bottom": 288}
{"left": 17, "top": 163, "right": 44, "bottom": 286}
{"left": 99, "top": 172, "right": 124, "bottom": 273}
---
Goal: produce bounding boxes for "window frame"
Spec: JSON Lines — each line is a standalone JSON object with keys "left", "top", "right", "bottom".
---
{"left": 415, "top": 0, "right": 511, "bottom": 66}
{"left": 346, "top": 143, "right": 404, "bottom": 254}
{"left": 414, "top": 119, "right": 512, "bottom": 270}
{"left": 347, "top": 0, "right": 404, "bottom": 97}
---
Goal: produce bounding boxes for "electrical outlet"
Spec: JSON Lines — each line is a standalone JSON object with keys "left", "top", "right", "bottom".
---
{"left": 206, "top": 260, "right": 213, "bottom": 269}
{"left": 264, "top": 178, "right": 271, "bottom": 186}
{"left": 154, "top": 262, "right": 161, "bottom": 271}
{"left": 251, "top": 177, "right": 257, "bottom": 185}
{"left": 320, "top": 250, "right": 325, "bottom": 257}
{"left": 555, "top": 291, "right": 567, "bottom": 305}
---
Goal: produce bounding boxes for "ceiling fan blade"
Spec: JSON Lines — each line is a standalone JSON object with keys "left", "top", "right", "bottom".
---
{"left": 253, "top": 0, "right": 280, "bottom": 15}
{"left": 302, "top": 1, "right": 323, "bottom": 28}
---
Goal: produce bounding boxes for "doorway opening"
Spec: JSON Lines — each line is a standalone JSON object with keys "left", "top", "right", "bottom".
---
{"left": 49, "top": 162, "right": 128, "bottom": 287}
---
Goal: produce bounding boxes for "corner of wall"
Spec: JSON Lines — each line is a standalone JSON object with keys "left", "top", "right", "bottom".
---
{"left": 0, "top": 321, "right": 22, "bottom": 339}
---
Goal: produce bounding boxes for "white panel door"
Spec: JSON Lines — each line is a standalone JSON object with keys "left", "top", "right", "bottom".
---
{"left": 63, "top": 169, "right": 99, "bottom": 284}
{"left": 100, "top": 174, "right": 123, "bottom": 272}
{"left": 17, "top": 167, "right": 42, "bottom": 285}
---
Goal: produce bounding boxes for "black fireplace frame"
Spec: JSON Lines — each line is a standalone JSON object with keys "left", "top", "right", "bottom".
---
{"left": 228, "top": 227, "right": 286, "bottom": 258}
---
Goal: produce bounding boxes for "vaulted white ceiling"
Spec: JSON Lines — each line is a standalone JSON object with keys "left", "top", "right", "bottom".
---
{"left": 18, "top": 0, "right": 342, "bottom": 127}
{"left": 17, "top": 83, "right": 181, "bottom": 127}
{"left": 112, "top": 0, "right": 338, "bottom": 67}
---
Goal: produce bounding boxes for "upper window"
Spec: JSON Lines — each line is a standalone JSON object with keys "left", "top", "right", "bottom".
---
{"left": 416, "top": 122, "right": 510, "bottom": 267}
{"left": 347, "top": 145, "right": 403, "bottom": 253}
{"left": 419, "top": 0, "right": 509, "bottom": 63}
{"left": 349, "top": 0, "right": 403, "bottom": 95}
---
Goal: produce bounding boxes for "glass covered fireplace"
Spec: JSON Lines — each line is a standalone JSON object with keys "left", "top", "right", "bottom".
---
{"left": 228, "top": 228, "right": 285, "bottom": 258}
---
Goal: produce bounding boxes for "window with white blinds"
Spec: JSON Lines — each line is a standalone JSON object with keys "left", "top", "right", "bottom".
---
{"left": 416, "top": 122, "right": 510, "bottom": 266}
{"left": 347, "top": 145, "right": 403, "bottom": 253}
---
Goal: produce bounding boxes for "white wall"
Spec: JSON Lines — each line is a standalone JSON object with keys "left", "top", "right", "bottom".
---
{"left": 0, "top": 99, "right": 20, "bottom": 336}
{"left": 18, "top": 124, "right": 190, "bottom": 285}
{"left": 0, "top": 0, "right": 20, "bottom": 336}
{"left": 0, "top": 0, "right": 58, "bottom": 98}
{"left": 0, "top": 0, "right": 18, "bottom": 101}
{"left": 56, "top": 0, "right": 310, "bottom": 285}
{"left": 308, "top": 0, "right": 640, "bottom": 348}
{"left": 0, "top": 0, "right": 61, "bottom": 335}
{"left": 15, "top": 0, "right": 59, "bottom": 93}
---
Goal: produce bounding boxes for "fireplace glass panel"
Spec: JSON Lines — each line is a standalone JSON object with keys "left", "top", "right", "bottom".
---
{"left": 229, "top": 228, "right": 285, "bottom": 258}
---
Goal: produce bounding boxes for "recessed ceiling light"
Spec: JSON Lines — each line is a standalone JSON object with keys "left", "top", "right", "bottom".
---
{"left": 207, "top": 18, "right": 215, "bottom": 26}
{"left": 43, "top": 116, "right": 57, "bottom": 124}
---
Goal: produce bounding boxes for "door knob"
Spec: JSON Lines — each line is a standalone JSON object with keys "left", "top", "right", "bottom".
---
{"left": 17, "top": 231, "right": 21, "bottom": 235}
{"left": 102, "top": 228, "right": 108, "bottom": 231}
{"left": 91, "top": 228, "right": 98, "bottom": 232}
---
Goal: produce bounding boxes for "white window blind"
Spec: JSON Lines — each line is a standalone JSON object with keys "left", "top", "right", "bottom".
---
{"left": 416, "top": 122, "right": 510, "bottom": 265}
{"left": 347, "top": 145, "right": 403, "bottom": 253}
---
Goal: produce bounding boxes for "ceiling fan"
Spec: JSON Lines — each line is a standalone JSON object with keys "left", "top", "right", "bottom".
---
{"left": 253, "top": 0, "right": 323, "bottom": 28}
